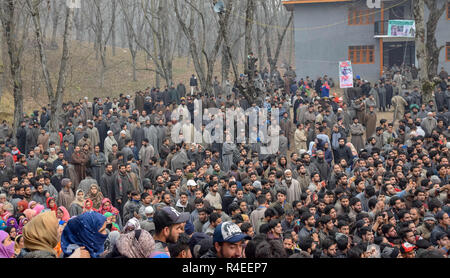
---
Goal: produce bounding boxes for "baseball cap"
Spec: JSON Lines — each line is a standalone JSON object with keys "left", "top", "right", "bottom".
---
{"left": 155, "top": 206, "right": 189, "bottom": 228}
{"left": 213, "top": 221, "right": 251, "bottom": 244}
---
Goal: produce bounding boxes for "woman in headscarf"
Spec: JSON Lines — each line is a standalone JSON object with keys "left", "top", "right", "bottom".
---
{"left": 61, "top": 211, "right": 108, "bottom": 258}
{"left": 46, "top": 197, "right": 57, "bottom": 213}
{"left": 5, "top": 226, "right": 17, "bottom": 241}
{"left": 122, "top": 217, "right": 141, "bottom": 233}
{"left": 23, "top": 209, "right": 36, "bottom": 221}
{"left": 17, "top": 200, "right": 28, "bottom": 214}
{"left": 56, "top": 206, "right": 70, "bottom": 223}
{"left": 33, "top": 204, "right": 45, "bottom": 215}
{"left": 14, "top": 234, "right": 24, "bottom": 257}
{"left": 0, "top": 220, "right": 6, "bottom": 230}
{"left": 0, "top": 204, "right": 11, "bottom": 222}
{"left": 105, "top": 229, "right": 155, "bottom": 258}
{"left": 69, "top": 189, "right": 85, "bottom": 217}
{"left": 85, "top": 184, "right": 104, "bottom": 210}
{"left": 0, "top": 230, "right": 15, "bottom": 258}
{"left": 98, "top": 198, "right": 119, "bottom": 215}
{"left": 19, "top": 211, "right": 59, "bottom": 258}
{"left": 28, "top": 201, "right": 37, "bottom": 210}
{"left": 83, "top": 199, "right": 95, "bottom": 213}
{"left": 6, "top": 217, "right": 18, "bottom": 231}
{"left": 18, "top": 218, "right": 28, "bottom": 234}
{"left": 103, "top": 212, "right": 119, "bottom": 232}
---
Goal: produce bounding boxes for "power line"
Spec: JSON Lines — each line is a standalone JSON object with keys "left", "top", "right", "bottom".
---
{"left": 231, "top": 0, "right": 410, "bottom": 32}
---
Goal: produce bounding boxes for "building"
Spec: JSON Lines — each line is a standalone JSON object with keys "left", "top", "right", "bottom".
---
{"left": 283, "top": 0, "right": 450, "bottom": 83}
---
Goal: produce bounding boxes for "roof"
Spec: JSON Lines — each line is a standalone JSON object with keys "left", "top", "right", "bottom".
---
{"left": 282, "top": 0, "right": 352, "bottom": 5}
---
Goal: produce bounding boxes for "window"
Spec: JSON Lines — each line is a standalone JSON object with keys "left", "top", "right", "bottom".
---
{"left": 447, "top": 42, "right": 450, "bottom": 62}
{"left": 447, "top": 2, "right": 450, "bottom": 20}
{"left": 349, "top": 45, "right": 375, "bottom": 64}
{"left": 348, "top": 8, "right": 375, "bottom": 25}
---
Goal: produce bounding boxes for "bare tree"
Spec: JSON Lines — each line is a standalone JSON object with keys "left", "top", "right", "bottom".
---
{"left": 0, "top": 0, "right": 30, "bottom": 137}
{"left": 26, "top": 0, "right": 74, "bottom": 144}
{"left": 261, "top": 0, "right": 293, "bottom": 76}
{"left": 413, "top": 0, "right": 446, "bottom": 103}
{"left": 174, "top": 0, "right": 225, "bottom": 94}
{"left": 50, "top": 0, "right": 64, "bottom": 49}
{"left": 89, "top": 0, "right": 116, "bottom": 88}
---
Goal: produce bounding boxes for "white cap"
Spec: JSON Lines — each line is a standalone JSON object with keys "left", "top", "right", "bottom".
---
{"left": 187, "top": 179, "right": 197, "bottom": 187}
{"left": 120, "top": 130, "right": 126, "bottom": 134}
{"left": 144, "top": 206, "right": 154, "bottom": 215}
{"left": 56, "top": 165, "right": 64, "bottom": 170}
{"left": 107, "top": 130, "right": 113, "bottom": 134}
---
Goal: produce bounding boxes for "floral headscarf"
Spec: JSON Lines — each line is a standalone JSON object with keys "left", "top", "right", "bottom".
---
{"left": 33, "top": 204, "right": 45, "bottom": 215}
{"left": 122, "top": 217, "right": 141, "bottom": 233}
{"left": 116, "top": 229, "right": 155, "bottom": 258}
{"left": 86, "top": 185, "right": 104, "bottom": 210}
{"left": 99, "top": 198, "right": 119, "bottom": 215}
{"left": 18, "top": 218, "right": 28, "bottom": 235}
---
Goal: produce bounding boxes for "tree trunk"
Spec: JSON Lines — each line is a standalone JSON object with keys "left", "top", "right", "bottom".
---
{"left": 413, "top": 0, "right": 432, "bottom": 103}
{"left": 131, "top": 51, "right": 137, "bottom": 81}
{"left": 111, "top": 0, "right": 116, "bottom": 56}
{"left": 50, "top": 1, "right": 61, "bottom": 49}
{"left": 1, "top": 0, "right": 25, "bottom": 138}
{"left": 424, "top": 0, "right": 446, "bottom": 80}
{"left": 221, "top": 46, "right": 230, "bottom": 85}
{"left": 244, "top": 0, "right": 255, "bottom": 71}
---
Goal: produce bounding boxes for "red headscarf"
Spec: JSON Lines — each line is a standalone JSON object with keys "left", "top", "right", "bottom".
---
{"left": 57, "top": 206, "right": 70, "bottom": 222}
{"left": 98, "top": 198, "right": 119, "bottom": 215}
{"left": 46, "top": 197, "right": 57, "bottom": 212}
{"left": 17, "top": 200, "right": 29, "bottom": 213}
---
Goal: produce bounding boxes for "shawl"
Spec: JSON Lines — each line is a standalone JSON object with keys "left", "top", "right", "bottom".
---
{"left": 116, "top": 229, "right": 155, "bottom": 258}
{"left": 122, "top": 217, "right": 141, "bottom": 233}
{"left": 33, "top": 204, "right": 45, "bottom": 215}
{"left": 22, "top": 211, "right": 59, "bottom": 255}
{"left": 61, "top": 211, "right": 107, "bottom": 258}
{"left": 70, "top": 189, "right": 85, "bottom": 208}
{"left": 0, "top": 230, "right": 15, "bottom": 258}
{"left": 85, "top": 185, "right": 104, "bottom": 210}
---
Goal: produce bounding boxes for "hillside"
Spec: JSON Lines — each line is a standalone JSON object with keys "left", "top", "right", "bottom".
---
{"left": 0, "top": 39, "right": 221, "bottom": 121}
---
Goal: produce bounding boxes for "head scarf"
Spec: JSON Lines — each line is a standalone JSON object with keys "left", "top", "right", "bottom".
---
{"left": 57, "top": 206, "right": 70, "bottom": 222}
{"left": 14, "top": 234, "right": 22, "bottom": 256}
{"left": 71, "top": 189, "right": 85, "bottom": 207}
{"left": 86, "top": 184, "right": 103, "bottom": 210}
{"left": 46, "top": 197, "right": 57, "bottom": 212}
{"left": 17, "top": 200, "right": 28, "bottom": 213}
{"left": 99, "top": 198, "right": 119, "bottom": 215}
{"left": 28, "top": 201, "right": 37, "bottom": 209}
{"left": 83, "top": 199, "right": 94, "bottom": 213}
{"left": 103, "top": 212, "right": 120, "bottom": 231}
{"left": 33, "top": 204, "right": 45, "bottom": 215}
{"left": 116, "top": 229, "right": 155, "bottom": 258}
{"left": 0, "top": 230, "right": 15, "bottom": 258}
{"left": 122, "top": 217, "right": 141, "bottom": 233}
{"left": 6, "top": 217, "right": 18, "bottom": 230}
{"left": 23, "top": 209, "right": 37, "bottom": 221}
{"left": 61, "top": 211, "right": 107, "bottom": 258}
{"left": 22, "top": 211, "right": 59, "bottom": 255}
{"left": 103, "top": 230, "right": 120, "bottom": 254}
{"left": 0, "top": 220, "right": 6, "bottom": 231}
{"left": 18, "top": 218, "right": 28, "bottom": 235}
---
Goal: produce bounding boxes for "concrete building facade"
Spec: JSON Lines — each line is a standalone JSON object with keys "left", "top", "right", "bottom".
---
{"left": 283, "top": 0, "right": 450, "bottom": 83}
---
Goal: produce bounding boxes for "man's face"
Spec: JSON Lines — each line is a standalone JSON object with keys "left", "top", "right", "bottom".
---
{"left": 440, "top": 213, "right": 450, "bottom": 226}
{"left": 327, "top": 244, "right": 337, "bottom": 257}
{"left": 180, "top": 195, "right": 188, "bottom": 204}
{"left": 307, "top": 216, "right": 316, "bottom": 227}
{"left": 216, "top": 241, "right": 244, "bottom": 258}
{"left": 277, "top": 193, "right": 286, "bottom": 203}
{"left": 239, "top": 202, "right": 247, "bottom": 213}
{"left": 339, "top": 225, "right": 349, "bottom": 235}
{"left": 199, "top": 211, "right": 207, "bottom": 222}
{"left": 167, "top": 224, "right": 184, "bottom": 243}
{"left": 387, "top": 227, "right": 397, "bottom": 238}
{"left": 352, "top": 201, "right": 362, "bottom": 213}
{"left": 163, "top": 194, "right": 171, "bottom": 205}
{"left": 405, "top": 231, "right": 416, "bottom": 245}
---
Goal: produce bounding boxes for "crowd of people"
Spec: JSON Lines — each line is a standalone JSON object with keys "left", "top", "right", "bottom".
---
{"left": 0, "top": 62, "right": 449, "bottom": 259}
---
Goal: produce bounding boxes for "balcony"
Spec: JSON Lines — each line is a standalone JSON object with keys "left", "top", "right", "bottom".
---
{"left": 374, "top": 20, "right": 415, "bottom": 42}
